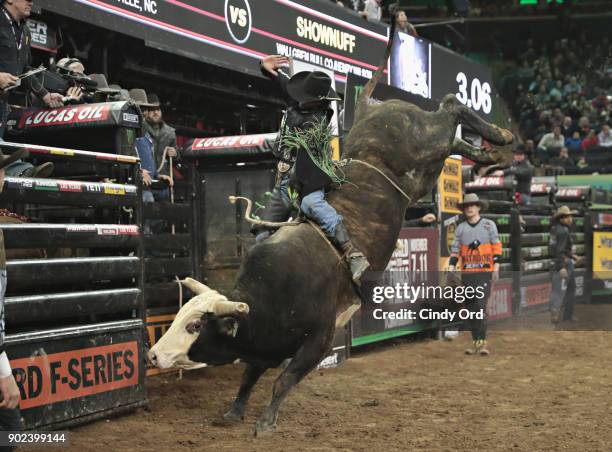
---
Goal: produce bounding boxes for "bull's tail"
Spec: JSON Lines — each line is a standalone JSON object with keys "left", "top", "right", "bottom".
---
{"left": 355, "top": 2, "right": 399, "bottom": 117}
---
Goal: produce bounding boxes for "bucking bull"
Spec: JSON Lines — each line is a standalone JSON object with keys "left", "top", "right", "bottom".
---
{"left": 148, "top": 13, "right": 514, "bottom": 435}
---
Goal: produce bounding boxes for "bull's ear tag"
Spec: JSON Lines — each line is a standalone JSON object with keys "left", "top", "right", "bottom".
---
{"left": 219, "top": 317, "right": 239, "bottom": 337}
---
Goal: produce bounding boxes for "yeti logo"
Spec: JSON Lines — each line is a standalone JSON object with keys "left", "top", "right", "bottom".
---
{"left": 225, "top": 0, "right": 252, "bottom": 44}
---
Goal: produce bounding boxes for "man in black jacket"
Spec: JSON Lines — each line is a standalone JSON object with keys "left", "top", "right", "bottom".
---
{"left": 549, "top": 206, "right": 580, "bottom": 324}
{"left": 253, "top": 54, "right": 369, "bottom": 285}
{"left": 0, "top": 0, "right": 63, "bottom": 178}
{"left": 492, "top": 145, "right": 533, "bottom": 205}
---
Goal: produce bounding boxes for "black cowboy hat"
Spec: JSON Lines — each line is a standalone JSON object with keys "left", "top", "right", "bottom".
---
{"left": 147, "top": 93, "right": 161, "bottom": 108}
{"left": 0, "top": 148, "right": 28, "bottom": 171}
{"left": 286, "top": 71, "right": 340, "bottom": 106}
{"left": 512, "top": 144, "right": 527, "bottom": 154}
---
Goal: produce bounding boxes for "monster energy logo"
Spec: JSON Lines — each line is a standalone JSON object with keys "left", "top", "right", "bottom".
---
{"left": 497, "top": 217, "right": 509, "bottom": 225}
{"left": 126, "top": 129, "right": 135, "bottom": 146}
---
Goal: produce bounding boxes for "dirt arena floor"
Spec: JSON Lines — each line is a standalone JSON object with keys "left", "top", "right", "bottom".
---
{"left": 23, "top": 304, "right": 612, "bottom": 451}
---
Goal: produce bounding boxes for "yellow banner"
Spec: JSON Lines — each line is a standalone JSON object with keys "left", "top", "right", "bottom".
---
{"left": 104, "top": 186, "right": 126, "bottom": 195}
{"left": 438, "top": 157, "right": 462, "bottom": 270}
{"left": 593, "top": 232, "right": 612, "bottom": 280}
{"left": 438, "top": 157, "right": 462, "bottom": 214}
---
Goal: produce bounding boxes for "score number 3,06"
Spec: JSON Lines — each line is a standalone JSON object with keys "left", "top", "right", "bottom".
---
{"left": 455, "top": 72, "right": 492, "bottom": 114}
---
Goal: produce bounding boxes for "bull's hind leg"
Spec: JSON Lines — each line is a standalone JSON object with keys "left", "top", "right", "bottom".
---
{"left": 254, "top": 329, "right": 334, "bottom": 436}
{"left": 217, "top": 364, "right": 267, "bottom": 425}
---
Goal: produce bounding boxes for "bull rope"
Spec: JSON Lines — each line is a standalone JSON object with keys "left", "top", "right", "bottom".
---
{"left": 229, "top": 195, "right": 346, "bottom": 266}
{"left": 346, "top": 159, "right": 413, "bottom": 204}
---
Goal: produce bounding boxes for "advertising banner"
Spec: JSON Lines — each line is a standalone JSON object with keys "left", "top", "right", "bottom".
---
{"left": 6, "top": 321, "right": 146, "bottom": 429}
{"left": 352, "top": 227, "right": 439, "bottom": 345}
{"left": 38, "top": 0, "right": 497, "bottom": 112}
{"left": 593, "top": 232, "right": 612, "bottom": 296}
{"left": 38, "top": 0, "right": 387, "bottom": 85}
{"left": 438, "top": 156, "right": 462, "bottom": 270}
{"left": 487, "top": 280, "right": 513, "bottom": 321}
{"left": 27, "top": 18, "right": 59, "bottom": 53}
{"left": 8, "top": 102, "right": 141, "bottom": 133}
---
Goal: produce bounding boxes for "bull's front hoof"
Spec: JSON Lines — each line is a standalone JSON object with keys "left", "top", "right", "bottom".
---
{"left": 253, "top": 419, "right": 277, "bottom": 437}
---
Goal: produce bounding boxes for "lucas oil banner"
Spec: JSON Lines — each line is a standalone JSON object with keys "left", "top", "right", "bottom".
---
{"left": 7, "top": 102, "right": 141, "bottom": 133}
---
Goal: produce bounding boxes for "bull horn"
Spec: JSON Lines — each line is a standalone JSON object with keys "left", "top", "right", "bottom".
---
{"left": 210, "top": 300, "right": 250, "bottom": 317}
{"left": 180, "top": 277, "right": 212, "bottom": 295}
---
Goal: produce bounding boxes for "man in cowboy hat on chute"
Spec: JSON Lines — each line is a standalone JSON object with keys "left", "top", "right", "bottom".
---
{"left": 253, "top": 54, "right": 369, "bottom": 285}
{"left": 448, "top": 193, "right": 502, "bottom": 355}
{"left": 549, "top": 205, "right": 580, "bottom": 325}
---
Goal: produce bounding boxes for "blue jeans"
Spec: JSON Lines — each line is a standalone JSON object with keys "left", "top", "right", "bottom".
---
{"left": 300, "top": 189, "right": 342, "bottom": 236}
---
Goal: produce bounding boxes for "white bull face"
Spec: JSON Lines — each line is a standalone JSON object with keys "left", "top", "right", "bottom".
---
{"left": 147, "top": 278, "right": 249, "bottom": 369}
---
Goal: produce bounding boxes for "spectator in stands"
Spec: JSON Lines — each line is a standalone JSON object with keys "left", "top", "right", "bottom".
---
{"left": 561, "top": 116, "right": 576, "bottom": 138}
{"left": 360, "top": 0, "right": 382, "bottom": 22}
{"left": 565, "top": 130, "right": 582, "bottom": 153}
{"left": 0, "top": 0, "right": 64, "bottom": 178}
{"left": 576, "top": 155, "right": 589, "bottom": 171}
{"left": 394, "top": 10, "right": 417, "bottom": 36}
{"left": 492, "top": 145, "right": 533, "bottom": 205}
{"left": 563, "top": 75, "right": 581, "bottom": 96}
{"left": 524, "top": 139, "right": 536, "bottom": 156}
{"left": 549, "top": 80, "right": 563, "bottom": 101}
{"left": 577, "top": 116, "right": 590, "bottom": 138}
{"left": 528, "top": 74, "right": 542, "bottom": 94}
{"left": 533, "top": 84, "right": 550, "bottom": 106}
{"left": 550, "top": 147, "right": 575, "bottom": 173}
{"left": 536, "top": 125, "right": 564, "bottom": 162}
{"left": 143, "top": 93, "right": 177, "bottom": 192}
{"left": 0, "top": 151, "right": 25, "bottom": 435}
{"left": 581, "top": 129, "right": 598, "bottom": 151}
{"left": 597, "top": 124, "right": 612, "bottom": 147}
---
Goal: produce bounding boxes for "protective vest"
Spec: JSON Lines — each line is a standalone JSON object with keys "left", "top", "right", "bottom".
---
{"left": 450, "top": 218, "right": 502, "bottom": 273}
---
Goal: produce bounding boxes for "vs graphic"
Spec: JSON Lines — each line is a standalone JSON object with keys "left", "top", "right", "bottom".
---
{"left": 225, "top": 0, "right": 252, "bottom": 44}
{"left": 229, "top": 5, "right": 248, "bottom": 27}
